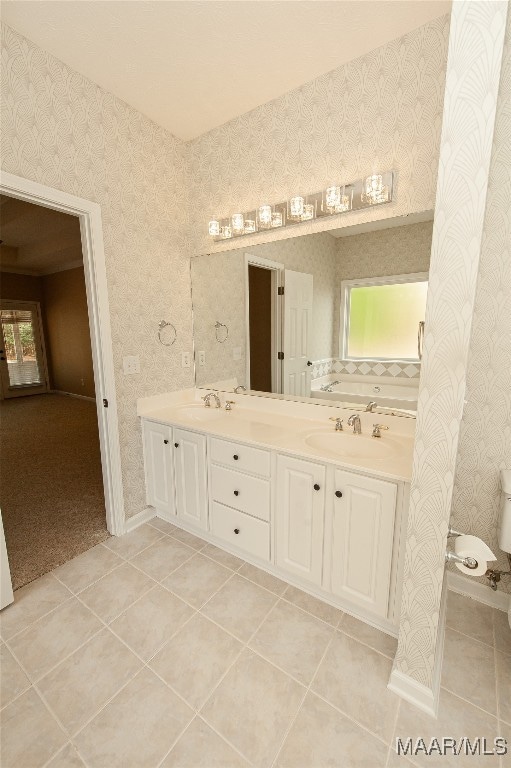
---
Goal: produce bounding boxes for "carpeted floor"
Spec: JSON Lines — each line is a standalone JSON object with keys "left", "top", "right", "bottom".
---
{"left": 0, "top": 393, "right": 109, "bottom": 590}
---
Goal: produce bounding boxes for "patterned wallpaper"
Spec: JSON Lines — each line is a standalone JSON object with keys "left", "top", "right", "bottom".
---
{"left": 0, "top": 23, "right": 195, "bottom": 520}
{"left": 394, "top": 0, "right": 509, "bottom": 690}
{"left": 450, "top": 8, "right": 511, "bottom": 596}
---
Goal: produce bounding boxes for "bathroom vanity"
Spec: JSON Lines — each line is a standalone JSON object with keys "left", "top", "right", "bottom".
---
{"left": 138, "top": 390, "right": 414, "bottom": 636}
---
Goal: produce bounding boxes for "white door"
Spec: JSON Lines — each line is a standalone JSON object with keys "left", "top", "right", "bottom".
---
{"left": 174, "top": 428, "right": 208, "bottom": 530}
{"left": 275, "top": 454, "right": 325, "bottom": 586}
{"left": 0, "top": 510, "right": 14, "bottom": 610}
{"left": 282, "top": 270, "right": 313, "bottom": 397}
{"left": 142, "top": 421, "right": 175, "bottom": 518}
{"left": 330, "top": 469, "right": 397, "bottom": 617}
{"left": 0, "top": 301, "right": 48, "bottom": 398}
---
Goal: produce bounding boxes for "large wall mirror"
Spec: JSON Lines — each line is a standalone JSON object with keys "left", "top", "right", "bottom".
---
{"left": 191, "top": 211, "right": 433, "bottom": 415}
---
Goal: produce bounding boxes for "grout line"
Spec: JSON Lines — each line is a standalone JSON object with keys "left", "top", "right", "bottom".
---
{"left": 444, "top": 619, "right": 497, "bottom": 651}
{"left": 385, "top": 698, "right": 402, "bottom": 768}
{"left": 439, "top": 684, "right": 500, "bottom": 722}
{"left": 336, "top": 623, "right": 398, "bottom": 662}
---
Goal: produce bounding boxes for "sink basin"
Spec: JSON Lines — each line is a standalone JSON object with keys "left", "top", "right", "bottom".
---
{"left": 303, "top": 430, "right": 403, "bottom": 460}
{"left": 173, "top": 404, "right": 227, "bottom": 422}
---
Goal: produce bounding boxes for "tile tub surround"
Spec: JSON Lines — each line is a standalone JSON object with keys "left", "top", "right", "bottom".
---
{"left": 1, "top": 539, "right": 509, "bottom": 768}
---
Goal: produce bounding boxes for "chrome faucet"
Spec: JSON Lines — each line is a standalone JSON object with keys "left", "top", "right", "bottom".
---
{"left": 320, "top": 380, "right": 341, "bottom": 392}
{"left": 365, "top": 401, "right": 377, "bottom": 412}
{"left": 234, "top": 385, "right": 246, "bottom": 393}
{"left": 202, "top": 392, "right": 221, "bottom": 408}
{"left": 225, "top": 400, "right": 235, "bottom": 411}
{"left": 372, "top": 423, "right": 389, "bottom": 438}
{"left": 347, "top": 414, "right": 362, "bottom": 434}
{"left": 329, "top": 416, "right": 344, "bottom": 431}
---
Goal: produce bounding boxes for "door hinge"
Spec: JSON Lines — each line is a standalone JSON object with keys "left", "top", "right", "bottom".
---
{"left": 103, "top": 398, "right": 109, "bottom": 408}
{"left": 278, "top": 352, "right": 284, "bottom": 360}
{"left": 278, "top": 286, "right": 284, "bottom": 295}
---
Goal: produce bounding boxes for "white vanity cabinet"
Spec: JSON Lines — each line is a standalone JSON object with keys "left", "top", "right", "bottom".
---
{"left": 326, "top": 469, "right": 397, "bottom": 618}
{"left": 143, "top": 420, "right": 175, "bottom": 517}
{"left": 275, "top": 455, "right": 326, "bottom": 586}
{"left": 173, "top": 428, "right": 208, "bottom": 530}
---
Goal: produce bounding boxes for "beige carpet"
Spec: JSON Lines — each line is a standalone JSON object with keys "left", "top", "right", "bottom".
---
{"left": 0, "top": 393, "right": 109, "bottom": 590}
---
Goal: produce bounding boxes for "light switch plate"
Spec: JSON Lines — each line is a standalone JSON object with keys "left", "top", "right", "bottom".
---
{"left": 198, "top": 351, "right": 206, "bottom": 366}
{"left": 123, "top": 355, "right": 140, "bottom": 375}
{"left": 182, "top": 352, "right": 191, "bottom": 368}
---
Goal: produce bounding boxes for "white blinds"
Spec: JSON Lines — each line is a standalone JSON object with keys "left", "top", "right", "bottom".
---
{"left": 1, "top": 309, "right": 43, "bottom": 387}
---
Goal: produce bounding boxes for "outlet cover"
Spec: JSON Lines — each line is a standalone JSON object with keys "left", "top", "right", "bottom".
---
{"left": 198, "top": 351, "right": 206, "bottom": 366}
{"left": 182, "top": 352, "right": 191, "bottom": 368}
{"left": 123, "top": 355, "right": 140, "bottom": 375}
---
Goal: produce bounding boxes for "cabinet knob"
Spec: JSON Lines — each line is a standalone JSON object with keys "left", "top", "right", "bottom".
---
{"left": 335, "top": 491, "right": 343, "bottom": 498}
{"left": 234, "top": 490, "right": 239, "bottom": 496}
{"left": 234, "top": 528, "right": 240, "bottom": 534}
{"left": 174, "top": 443, "right": 179, "bottom": 448}
{"left": 233, "top": 454, "right": 239, "bottom": 461}
{"left": 163, "top": 439, "right": 169, "bottom": 444}
{"left": 313, "top": 483, "right": 320, "bottom": 491}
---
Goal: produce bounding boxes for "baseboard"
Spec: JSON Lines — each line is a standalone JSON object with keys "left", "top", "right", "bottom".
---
{"left": 447, "top": 571, "right": 509, "bottom": 612}
{"left": 388, "top": 668, "right": 438, "bottom": 718}
{"left": 124, "top": 507, "right": 155, "bottom": 533}
{"left": 50, "top": 389, "right": 96, "bottom": 402}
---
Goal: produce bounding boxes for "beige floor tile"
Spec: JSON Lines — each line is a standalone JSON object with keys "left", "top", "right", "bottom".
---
{"left": 74, "top": 668, "right": 193, "bottom": 768}
{"left": 201, "top": 574, "right": 278, "bottom": 642}
{"left": 163, "top": 554, "right": 232, "bottom": 608}
{"left": 47, "top": 743, "right": 87, "bottom": 768}
{"left": 446, "top": 592, "right": 495, "bottom": 647}
{"left": 149, "top": 517, "right": 178, "bottom": 534}
{"left": 442, "top": 628, "right": 497, "bottom": 715}
{"left": 395, "top": 688, "right": 500, "bottom": 768}
{"left": 499, "top": 722, "right": 510, "bottom": 768}
{"left": 110, "top": 585, "right": 193, "bottom": 660}
{"left": 238, "top": 563, "right": 288, "bottom": 595}
{"left": 201, "top": 543, "right": 244, "bottom": 570}
{"left": 275, "top": 691, "right": 388, "bottom": 768}
{"left": 150, "top": 613, "right": 242, "bottom": 709}
{"left": 0, "top": 573, "right": 70, "bottom": 640}
{"left": 79, "top": 562, "right": 154, "bottom": 623}
{"left": 387, "top": 749, "right": 418, "bottom": 768}
{"left": 53, "top": 544, "right": 123, "bottom": 594}
{"left": 494, "top": 609, "right": 511, "bottom": 655}
{"left": 312, "top": 630, "right": 399, "bottom": 744}
{"left": 8, "top": 598, "right": 102, "bottom": 682}
{"left": 340, "top": 613, "right": 398, "bottom": 659}
{"left": 249, "top": 600, "right": 333, "bottom": 685}
{"left": 0, "top": 687, "right": 66, "bottom": 768}
{"left": 38, "top": 628, "right": 142, "bottom": 735}
{"left": 284, "top": 585, "right": 343, "bottom": 626}
{"left": 496, "top": 651, "right": 511, "bottom": 725}
{"left": 130, "top": 536, "right": 195, "bottom": 581}
{"left": 0, "top": 642, "right": 30, "bottom": 708}
{"left": 170, "top": 527, "right": 207, "bottom": 550}
{"left": 161, "top": 717, "right": 249, "bottom": 767}
{"left": 201, "top": 648, "right": 305, "bottom": 766}
{"left": 103, "top": 523, "right": 164, "bottom": 559}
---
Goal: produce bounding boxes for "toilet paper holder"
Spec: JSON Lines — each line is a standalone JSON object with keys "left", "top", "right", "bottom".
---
{"left": 445, "top": 527, "right": 479, "bottom": 569}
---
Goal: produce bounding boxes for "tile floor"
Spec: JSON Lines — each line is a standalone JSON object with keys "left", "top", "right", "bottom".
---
{"left": 1, "top": 519, "right": 510, "bottom": 768}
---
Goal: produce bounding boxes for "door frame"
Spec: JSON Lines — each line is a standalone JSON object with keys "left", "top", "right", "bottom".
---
{"left": 244, "top": 253, "right": 283, "bottom": 393}
{"left": 0, "top": 171, "right": 125, "bottom": 536}
{"left": 0, "top": 299, "right": 50, "bottom": 398}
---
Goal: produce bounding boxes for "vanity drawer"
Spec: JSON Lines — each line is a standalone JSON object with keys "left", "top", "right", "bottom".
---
{"left": 210, "top": 502, "right": 270, "bottom": 561}
{"left": 210, "top": 437, "right": 271, "bottom": 477}
{"left": 210, "top": 465, "right": 270, "bottom": 522}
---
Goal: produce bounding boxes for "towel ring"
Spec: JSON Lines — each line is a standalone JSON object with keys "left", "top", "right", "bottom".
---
{"left": 158, "top": 320, "right": 177, "bottom": 346}
{"left": 215, "top": 321, "right": 228, "bottom": 343}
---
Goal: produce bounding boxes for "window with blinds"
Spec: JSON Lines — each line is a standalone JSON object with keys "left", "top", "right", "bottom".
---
{"left": 1, "top": 309, "right": 43, "bottom": 387}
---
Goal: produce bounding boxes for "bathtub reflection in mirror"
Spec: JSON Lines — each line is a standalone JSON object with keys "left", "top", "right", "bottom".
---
{"left": 190, "top": 212, "right": 433, "bottom": 415}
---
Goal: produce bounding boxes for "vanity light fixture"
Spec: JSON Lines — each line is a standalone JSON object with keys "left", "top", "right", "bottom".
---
{"left": 208, "top": 170, "right": 394, "bottom": 241}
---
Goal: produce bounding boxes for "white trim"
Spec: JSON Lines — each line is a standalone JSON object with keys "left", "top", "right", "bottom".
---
{"left": 447, "top": 571, "right": 509, "bottom": 612}
{"left": 0, "top": 298, "right": 50, "bottom": 398}
{"left": 0, "top": 171, "right": 125, "bottom": 536}
{"left": 388, "top": 669, "right": 437, "bottom": 718}
{"left": 50, "top": 390, "right": 96, "bottom": 402}
{"left": 124, "top": 507, "right": 155, "bottom": 533}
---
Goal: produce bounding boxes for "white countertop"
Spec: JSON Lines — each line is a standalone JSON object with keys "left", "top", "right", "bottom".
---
{"left": 137, "top": 389, "right": 415, "bottom": 483}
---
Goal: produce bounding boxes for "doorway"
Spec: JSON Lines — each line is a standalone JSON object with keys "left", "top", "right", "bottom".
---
{"left": 244, "top": 254, "right": 283, "bottom": 393}
{"left": 0, "top": 172, "right": 124, "bottom": 600}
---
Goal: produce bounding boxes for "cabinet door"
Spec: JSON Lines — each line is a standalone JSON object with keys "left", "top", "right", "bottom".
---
{"left": 143, "top": 421, "right": 175, "bottom": 517}
{"left": 330, "top": 470, "right": 397, "bottom": 618}
{"left": 174, "top": 428, "right": 208, "bottom": 530}
{"left": 275, "top": 454, "right": 325, "bottom": 586}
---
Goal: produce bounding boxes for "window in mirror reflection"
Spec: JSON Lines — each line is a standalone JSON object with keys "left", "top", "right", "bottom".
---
{"left": 342, "top": 273, "right": 428, "bottom": 362}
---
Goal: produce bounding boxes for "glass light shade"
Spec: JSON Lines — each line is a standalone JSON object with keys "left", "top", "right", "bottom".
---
{"left": 301, "top": 203, "right": 315, "bottom": 221}
{"left": 244, "top": 219, "right": 256, "bottom": 234}
{"left": 290, "top": 196, "right": 304, "bottom": 217}
{"left": 221, "top": 226, "right": 232, "bottom": 239}
{"left": 258, "top": 205, "right": 272, "bottom": 226}
{"left": 326, "top": 186, "right": 341, "bottom": 209}
{"left": 335, "top": 193, "right": 352, "bottom": 213}
{"left": 208, "top": 219, "right": 220, "bottom": 236}
{"left": 231, "top": 213, "right": 244, "bottom": 233}
{"left": 271, "top": 212, "right": 283, "bottom": 228}
{"left": 362, "top": 174, "right": 389, "bottom": 205}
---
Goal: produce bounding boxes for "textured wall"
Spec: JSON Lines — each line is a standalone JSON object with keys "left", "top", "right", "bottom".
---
{"left": 450, "top": 8, "right": 511, "bottom": 596}
{"left": 1, "top": 23, "right": 195, "bottom": 519}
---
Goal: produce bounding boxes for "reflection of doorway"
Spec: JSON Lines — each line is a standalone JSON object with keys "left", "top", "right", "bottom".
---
{"left": 244, "top": 254, "right": 283, "bottom": 393}
{"left": 0, "top": 300, "right": 49, "bottom": 398}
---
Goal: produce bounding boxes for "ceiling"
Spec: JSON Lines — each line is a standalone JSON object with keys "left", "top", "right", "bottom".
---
{"left": 1, "top": 0, "right": 451, "bottom": 141}
{"left": 0, "top": 196, "right": 83, "bottom": 275}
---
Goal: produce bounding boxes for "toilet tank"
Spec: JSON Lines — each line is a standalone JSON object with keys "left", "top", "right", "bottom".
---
{"left": 499, "top": 470, "right": 511, "bottom": 554}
